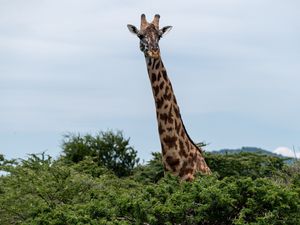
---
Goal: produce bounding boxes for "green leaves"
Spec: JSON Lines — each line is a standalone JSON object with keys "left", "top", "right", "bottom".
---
{"left": 133, "top": 152, "right": 164, "bottom": 184}
{"left": 205, "top": 152, "right": 286, "bottom": 179}
{"left": 0, "top": 134, "right": 300, "bottom": 224}
{"left": 62, "top": 130, "right": 139, "bottom": 177}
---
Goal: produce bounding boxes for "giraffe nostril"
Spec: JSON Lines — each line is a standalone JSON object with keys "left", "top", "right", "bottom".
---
{"left": 153, "top": 46, "right": 159, "bottom": 51}
{"left": 151, "top": 47, "right": 160, "bottom": 54}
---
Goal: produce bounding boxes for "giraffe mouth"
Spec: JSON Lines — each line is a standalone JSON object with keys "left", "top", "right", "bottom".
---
{"left": 147, "top": 50, "right": 160, "bottom": 59}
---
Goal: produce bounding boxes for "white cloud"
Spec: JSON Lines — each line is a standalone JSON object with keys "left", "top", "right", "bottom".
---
{"left": 273, "top": 147, "right": 300, "bottom": 158}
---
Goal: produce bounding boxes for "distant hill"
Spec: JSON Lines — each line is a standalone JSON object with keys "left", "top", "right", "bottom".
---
{"left": 210, "top": 147, "right": 297, "bottom": 165}
{"left": 211, "top": 147, "right": 285, "bottom": 158}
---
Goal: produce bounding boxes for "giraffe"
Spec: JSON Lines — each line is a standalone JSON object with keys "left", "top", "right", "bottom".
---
{"left": 127, "top": 14, "right": 211, "bottom": 181}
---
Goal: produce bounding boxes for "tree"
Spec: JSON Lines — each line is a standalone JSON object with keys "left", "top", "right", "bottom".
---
{"left": 133, "top": 152, "right": 164, "bottom": 183}
{"left": 1, "top": 148, "right": 300, "bottom": 224}
{"left": 0, "top": 154, "right": 4, "bottom": 162}
{"left": 205, "top": 152, "right": 285, "bottom": 179}
{"left": 62, "top": 130, "right": 139, "bottom": 177}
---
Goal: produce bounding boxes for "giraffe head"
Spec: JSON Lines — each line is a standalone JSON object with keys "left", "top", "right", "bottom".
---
{"left": 127, "top": 14, "right": 172, "bottom": 59}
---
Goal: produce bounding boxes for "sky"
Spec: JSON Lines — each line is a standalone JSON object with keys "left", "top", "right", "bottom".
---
{"left": 0, "top": 0, "right": 299, "bottom": 161}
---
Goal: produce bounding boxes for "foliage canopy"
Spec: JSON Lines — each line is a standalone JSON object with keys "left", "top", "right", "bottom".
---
{"left": 62, "top": 131, "right": 139, "bottom": 177}
{"left": 0, "top": 131, "right": 299, "bottom": 225}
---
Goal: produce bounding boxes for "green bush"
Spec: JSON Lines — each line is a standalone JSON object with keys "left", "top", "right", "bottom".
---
{"left": 1, "top": 132, "right": 299, "bottom": 225}
{"left": 133, "top": 152, "right": 164, "bottom": 184}
{"left": 1, "top": 156, "right": 299, "bottom": 225}
{"left": 62, "top": 130, "right": 139, "bottom": 177}
{"left": 205, "top": 152, "right": 285, "bottom": 179}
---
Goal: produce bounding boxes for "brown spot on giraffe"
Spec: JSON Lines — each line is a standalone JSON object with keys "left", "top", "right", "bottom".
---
{"left": 163, "top": 135, "right": 178, "bottom": 149}
{"left": 152, "top": 58, "right": 158, "bottom": 70}
{"left": 173, "top": 105, "right": 180, "bottom": 118}
{"left": 174, "top": 119, "right": 182, "bottom": 133}
{"left": 179, "top": 140, "right": 188, "bottom": 158}
{"left": 188, "top": 156, "right": 195, "bottom": 166}
{"left": 151, "top": 73, "right": 157, "bottom": 83}
{"left": 185, "top": 140, "right": 190, "bottom": 150}
{"left": 159, "top": 81, "right": 165, "bottom": 89}
{"left": 179, "top": 161, "right": 188, "bottom": 177}
{"left": 164, "top": 88, "right": 172, "bottom": 101}
{"left": 180, "top": 129, "right": 185, "bottom": 138}
{"left": 159, "top": 113, "right": 168, "bottom": 124}
{"left": 158, "top": 122, "right": 165, "bottom": 134}
{"left": 157, "top": 72, "right": 162, "bottom": 80}
{"left": 189, "top": 151, "right": 196, "bottom": 159}
{"left": 173, "top": 96, "right": 178, "bottom": 105}
{"left": 127, "top": 14, "right": 211, "bottom": 181}
{"left": 155, "top": 97, "right": 164, "bottom": 109}
{"left": 147, "top": 58, "right": 152, "bottom": 66}
{"left": 159, "top": 113, "right": 173, "bottom": 124}
{"left": 166, "top": 127, "right": 173, "bottom": 132}
{"left": 165, "top": 156, "right": 180, "bottom": 172}
{"left": 161, "top": 142, "right": 167, "bottom": 155}
{"left": 153, "top": 85, "right": 160, "bottom": 96}
{"left": 164, "top": 92, "right": 172, "bottom": 101}
{"left": 183, "top": 168, "right": 194, "bottom": 179}
{"left": 162, "top": 70, "right": 167, "bottom": 80}
{"left": 155, "top": 60, "right": 160, "bottom": 70}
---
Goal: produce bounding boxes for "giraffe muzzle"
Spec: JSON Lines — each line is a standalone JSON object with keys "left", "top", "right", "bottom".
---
{"left": 147, "top": 50, "right": 160, "bottom": 59}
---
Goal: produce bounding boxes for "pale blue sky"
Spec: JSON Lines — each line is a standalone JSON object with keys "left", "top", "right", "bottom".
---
{"left": 1, "top": 0, "right": 299, "bottom": 160}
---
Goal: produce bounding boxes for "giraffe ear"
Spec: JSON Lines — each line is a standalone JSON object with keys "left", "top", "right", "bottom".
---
{"left": 127, "top": 24, "right": 139, "bottom": 35}
{"left": 160, "top": 26, "right": 172, "bottom": 37}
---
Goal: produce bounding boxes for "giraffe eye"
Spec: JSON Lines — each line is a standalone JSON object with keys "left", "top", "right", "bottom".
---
{"left": 137, "top": 34, "right": 144, "bottom": 39}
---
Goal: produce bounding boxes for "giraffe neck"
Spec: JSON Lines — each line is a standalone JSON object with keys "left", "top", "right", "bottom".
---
{"left": 145, "top": 55, "right": 211, "bottom": 180}
{"left": 146, "top": 56, "right": 183, "bottom": 140}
